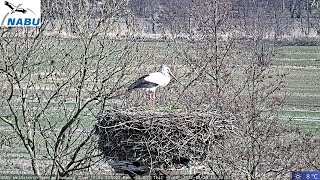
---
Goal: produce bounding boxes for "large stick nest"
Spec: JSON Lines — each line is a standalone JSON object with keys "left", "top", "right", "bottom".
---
{"left": 95, "top": 109, "right": 236, "bottom": 173}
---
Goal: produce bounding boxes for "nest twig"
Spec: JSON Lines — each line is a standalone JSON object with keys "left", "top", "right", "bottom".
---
{"left": 95, "top": 109, "right": 236, "bottom": 173}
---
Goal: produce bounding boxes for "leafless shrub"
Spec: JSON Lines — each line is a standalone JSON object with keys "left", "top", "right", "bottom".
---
{"left": 0, "top": 0, "right": 145, "bottom": 178}
{"left": 135, "top": 0, "right": 320, "bottom": 179}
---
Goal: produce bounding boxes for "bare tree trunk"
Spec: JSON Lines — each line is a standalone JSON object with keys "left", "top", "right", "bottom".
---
{"left": 274, "top": 10, "right": 279, "bottom": 40}
{"left": 307, "top": 0, "right": 311, "bottom": 35}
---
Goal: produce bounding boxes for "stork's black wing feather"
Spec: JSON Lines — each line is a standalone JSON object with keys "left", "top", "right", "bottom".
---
{"left": 16, "top": 8, "right": 27, "bottom": 13}
{"left": 4, "top": 1, "right": 14, "bottom": 9}
{"left": 128, "top": 75, "right": 159, "bottom": 91}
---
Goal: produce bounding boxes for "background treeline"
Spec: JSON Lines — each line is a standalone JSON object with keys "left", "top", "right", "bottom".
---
{"left": 41, "top": 0, "right": 320, "bottom": 42}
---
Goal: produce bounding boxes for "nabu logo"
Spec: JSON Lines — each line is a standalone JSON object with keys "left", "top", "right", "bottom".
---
{"left": 0, "top": 0, "right": 41, "bottom": 27}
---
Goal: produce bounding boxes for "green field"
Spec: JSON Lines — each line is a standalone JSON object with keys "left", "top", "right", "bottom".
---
{"left": 1, "top": 43, "right": 320, "bottom": 126}
{"left": 275, "top": 46, "right": 320, "bottom": 135}
{"left": 1, "top": 41, "right": 320, "bottom": 176}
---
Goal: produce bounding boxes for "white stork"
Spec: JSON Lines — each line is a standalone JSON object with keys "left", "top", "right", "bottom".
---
{"left": 128, "top": 65, "right": 176, "bottom": 110}
{"left": 4, "top": 1, "right": 27, "bottom": 14}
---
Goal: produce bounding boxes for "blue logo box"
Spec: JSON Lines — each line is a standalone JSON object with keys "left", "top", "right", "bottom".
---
{"left": 292, "top": 171, "right": 320, "bottom": 180}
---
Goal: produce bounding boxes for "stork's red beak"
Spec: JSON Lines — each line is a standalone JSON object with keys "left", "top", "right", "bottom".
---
{"left": 169, "top": 71, "right": 177, "bottom": 80}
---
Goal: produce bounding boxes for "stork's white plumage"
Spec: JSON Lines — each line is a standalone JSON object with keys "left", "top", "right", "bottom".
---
{"left": 128, "top": 65, "right": 176, "bottom": 110}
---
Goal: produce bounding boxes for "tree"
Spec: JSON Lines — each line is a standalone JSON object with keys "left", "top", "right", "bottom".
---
{"left": 0, "top": 0, "right": 142, "bottom": 178}
{"left": 167, "top": 0, "right": 315, "bottom": 178}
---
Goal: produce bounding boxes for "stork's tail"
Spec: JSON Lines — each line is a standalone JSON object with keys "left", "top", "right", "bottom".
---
{"left": 127, "top": 76, "right": 147, "bottom": 92}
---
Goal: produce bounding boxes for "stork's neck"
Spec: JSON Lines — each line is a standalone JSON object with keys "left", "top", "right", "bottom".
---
{"left": 161, "top": 70, "right": 170, "bottom": 77}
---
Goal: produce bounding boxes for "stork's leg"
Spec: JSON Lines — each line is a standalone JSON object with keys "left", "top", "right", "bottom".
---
{"left": 152, "top": 90, "right": 156, "bottom": 110}
{"left": 149, "top": 91, "right": 153, "bottom": 110}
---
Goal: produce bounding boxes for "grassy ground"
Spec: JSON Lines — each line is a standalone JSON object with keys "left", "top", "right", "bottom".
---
{"left": 275, "top": 46, "right": 320, "bottom": 135}
{"left": 1, "top": 40, "right": 320, "bottom": 175}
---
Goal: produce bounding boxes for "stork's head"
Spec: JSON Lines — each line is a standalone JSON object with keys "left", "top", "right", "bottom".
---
{"left": 161, "top": 65, "right": 176, "bottom": 80}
